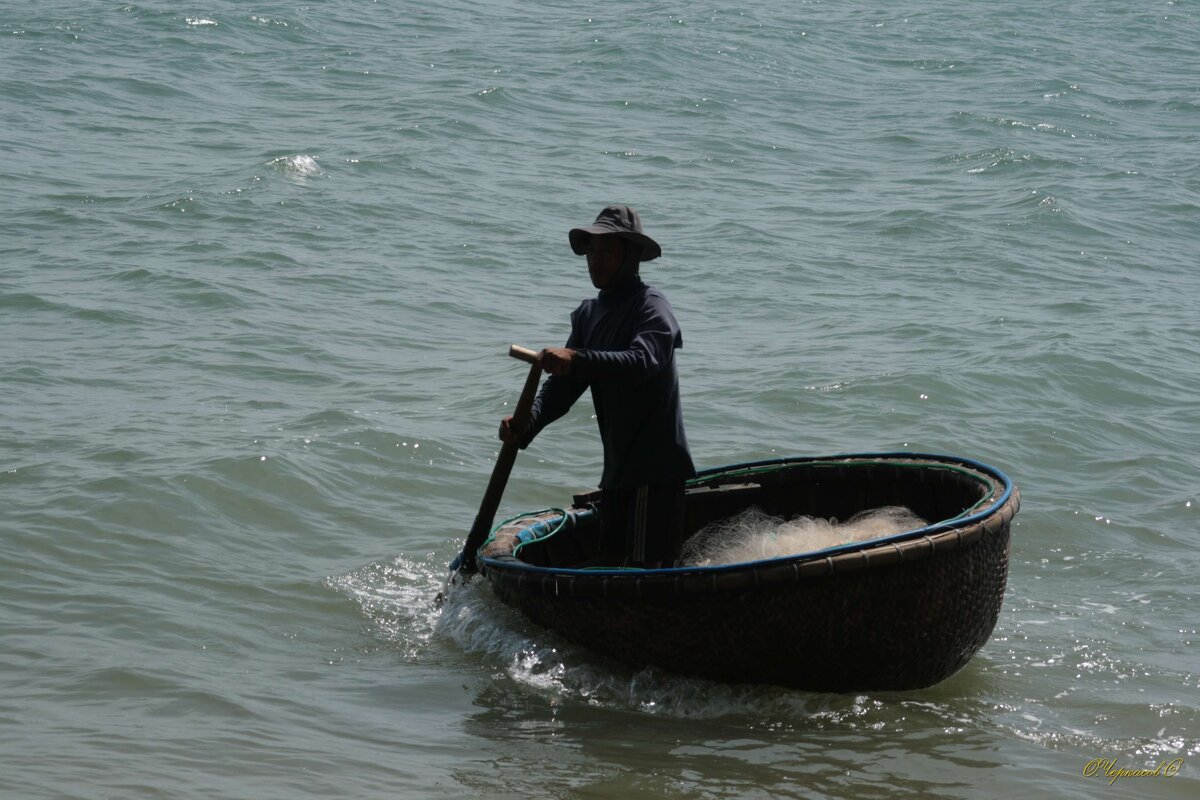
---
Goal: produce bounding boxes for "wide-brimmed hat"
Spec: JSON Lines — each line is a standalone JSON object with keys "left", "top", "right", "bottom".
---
{"left": 569, "top": 205, "right": 661, "bottom": 262}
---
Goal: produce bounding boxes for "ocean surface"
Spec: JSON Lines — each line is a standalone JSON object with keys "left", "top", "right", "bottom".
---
{"left": 2, "top": 1, "right": 1198, "bottom": 797}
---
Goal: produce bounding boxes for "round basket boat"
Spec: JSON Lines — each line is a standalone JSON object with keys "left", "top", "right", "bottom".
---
{"left": 476, "top": 453, "right": 1020, "bottom": 692}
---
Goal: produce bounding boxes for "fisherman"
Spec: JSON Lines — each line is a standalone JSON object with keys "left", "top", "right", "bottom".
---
{"left": 499, "top": 206, "right": 696, "bottom": 568}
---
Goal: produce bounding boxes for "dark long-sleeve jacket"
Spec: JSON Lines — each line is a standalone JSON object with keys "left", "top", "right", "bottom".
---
{"left": 520, "top": 278, "right": 696, "bottom": 490}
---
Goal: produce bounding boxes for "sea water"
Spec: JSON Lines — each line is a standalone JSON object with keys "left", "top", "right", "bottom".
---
{"left": 2, "top": 2, "right": 1198, "bottom": 797}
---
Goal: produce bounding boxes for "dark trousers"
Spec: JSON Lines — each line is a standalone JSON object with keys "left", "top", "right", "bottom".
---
{"left": 599, "top": 480, "right": 687, "bottom": 568}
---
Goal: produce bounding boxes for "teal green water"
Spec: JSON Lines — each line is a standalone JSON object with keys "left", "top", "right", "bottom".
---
{"left": 2, "top": 2, "right": 1198, "bottom": 797}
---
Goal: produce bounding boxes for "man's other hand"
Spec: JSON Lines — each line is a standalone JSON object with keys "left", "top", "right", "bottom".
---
{"left": 498, "top": 415, "right": 527, "bottom": 444}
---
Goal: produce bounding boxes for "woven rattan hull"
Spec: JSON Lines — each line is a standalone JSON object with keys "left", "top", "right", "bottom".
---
{"left": 478, "top": 453, "right": 1019, "bottom": 692}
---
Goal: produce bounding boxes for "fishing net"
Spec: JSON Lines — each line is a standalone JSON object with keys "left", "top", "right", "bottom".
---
{"left": 678, "top": 505, "right": 928, "bottom": 567}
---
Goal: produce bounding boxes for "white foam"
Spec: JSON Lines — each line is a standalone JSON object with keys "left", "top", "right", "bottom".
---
{"left": 332, "top": 554, "right": 819, "bottom": 717}
{"left": 268, "top": 154, "right": 321, "bottom": 177}
{"left": 326, "top": 554, "right": 444, "bottom": 660}
{"left": 434, "top": 577, "right": 820, "bottom": 717}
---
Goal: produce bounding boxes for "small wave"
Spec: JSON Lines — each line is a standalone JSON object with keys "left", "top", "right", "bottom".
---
{"left": 0, "top": 291, "right": 143, "bottom": 326}
{"left": 268, "top": 154, "right": 321, "bottom": 177}
{"left": 0, "top": 292, "right": 58, "bottom": 312}
{"left": 251, "top": 15, "right": 291, "bottom": 28}
{"left": 946, "top": 146, "right": 1073, "bottom": 176}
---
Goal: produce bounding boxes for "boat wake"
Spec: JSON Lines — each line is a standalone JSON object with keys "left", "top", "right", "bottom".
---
{"left": 330, "top": 552, "right": 835, "bottom": 719}
{"left": 326, "top": 554, "right": 447, "bottom": 661}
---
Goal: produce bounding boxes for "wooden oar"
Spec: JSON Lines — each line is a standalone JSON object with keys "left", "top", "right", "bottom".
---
{"left": 449, "top": 344, "right": 542, "bottom": 577}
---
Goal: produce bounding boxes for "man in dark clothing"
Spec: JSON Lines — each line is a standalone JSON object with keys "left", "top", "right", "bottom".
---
{"left": 499, "top": 206, "right": 696, "bottom": 567}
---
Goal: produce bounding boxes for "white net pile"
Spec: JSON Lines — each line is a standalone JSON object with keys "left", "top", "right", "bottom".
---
{"left": 678, "top": 505, "right": 928, "bottom": 567}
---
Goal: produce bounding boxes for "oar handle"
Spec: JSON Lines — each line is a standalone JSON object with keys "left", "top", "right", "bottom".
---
{"left": 509, "top": 344, "right": 539, "bottom": 364}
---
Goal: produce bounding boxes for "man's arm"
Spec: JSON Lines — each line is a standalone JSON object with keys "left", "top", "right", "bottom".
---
{"left": 515, "top": 369, "right": 587, "bottom": 447}
{"left": 572, "top": 300, "right": 680, "bottom": 384}
{"left": 498, "top": 329, "right": 588, "bottom": 447}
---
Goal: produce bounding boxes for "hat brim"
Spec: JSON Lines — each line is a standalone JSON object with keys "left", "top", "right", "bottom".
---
{"left": 569, "top": 226, "right": 661, "bottom": 261}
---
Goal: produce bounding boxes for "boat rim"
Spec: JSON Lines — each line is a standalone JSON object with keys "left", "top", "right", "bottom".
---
{"left": 477, "top": 451, "right": 1015, "bottom": 579}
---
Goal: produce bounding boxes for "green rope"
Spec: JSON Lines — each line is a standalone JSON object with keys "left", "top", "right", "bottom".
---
{"left": 512, "top": 509, "right": 569, "bottom": 559}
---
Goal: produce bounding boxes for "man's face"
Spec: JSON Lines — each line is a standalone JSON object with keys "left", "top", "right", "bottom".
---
{"left": 586, "top": 235, "right": 625, "bottom": 289}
